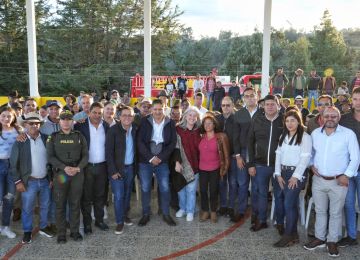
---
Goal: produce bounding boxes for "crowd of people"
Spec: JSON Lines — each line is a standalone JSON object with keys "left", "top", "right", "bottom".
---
{"left": 1, "top": 76, "right": 360, "bottom": 258}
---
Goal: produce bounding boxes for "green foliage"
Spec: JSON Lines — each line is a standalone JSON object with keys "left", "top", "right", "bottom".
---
{"left": 0, "top": 6, "right": 358, "bottom": 96}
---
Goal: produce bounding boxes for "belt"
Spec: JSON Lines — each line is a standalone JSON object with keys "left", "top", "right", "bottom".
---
{"left": 281, "top": 165, "right": 296, "bottom": 171}
{"left": 28, "top": 176, "right": 47, "bottom": 180}
{"left": 88, "top": 161, "right": 106, "bottom": 167}
{"left": 319, "top": 174, "right": 344, "bottom": 180}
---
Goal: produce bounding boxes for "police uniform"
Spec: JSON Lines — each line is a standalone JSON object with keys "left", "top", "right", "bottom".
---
{"left": 46, "top": 112, "right": 88, "bottom": 242}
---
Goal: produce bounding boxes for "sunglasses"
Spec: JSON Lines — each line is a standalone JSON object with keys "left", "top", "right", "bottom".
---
{"left": 318, "top": 102, "right": 331, "bottom": 107}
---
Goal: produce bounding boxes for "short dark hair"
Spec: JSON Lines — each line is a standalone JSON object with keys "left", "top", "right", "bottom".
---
{"left": 152, "top": 99, "right": 163, "bottom": 106}
{"left": 200, "top": 115, "right": 220, "bottom": 134}
{"left": 263, "top": 94, "right": 279, "bottom": 105}
{"left": 24, "top": 97, "right": 36, "bottom": 105}
{"left": 195, "top": 92, "right": 204, "bottom": 99}
{"left": 352, "top": 87, "right": 360, "bottom": 96}
{"left": 90, "top": 102, "right": 104, "bottom": 111}
{"left": 243, "top": 87, "right": 255, "bottom": 95}
{"left": 119, "top": 105, "right": 134, "bottom": 116}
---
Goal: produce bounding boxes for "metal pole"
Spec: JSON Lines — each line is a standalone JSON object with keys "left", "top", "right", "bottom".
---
{"left": 261, "top": 0, "right": 272, "bottom": 97}
{"left": 144, "top": 0, "right": 151, "bottom": 98}
{"left": 26, "top": 0, "right": 40, "bottom": 97}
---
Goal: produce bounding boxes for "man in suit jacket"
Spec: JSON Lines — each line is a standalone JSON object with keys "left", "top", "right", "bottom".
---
{"left": 106, "top": 106, "right": 137, "bottom": 234}
{"left": 74, "top": 102, "right": 109, "bottom": 234}
{"left": 137, "top": 99, "right": 177, "bottom": 226}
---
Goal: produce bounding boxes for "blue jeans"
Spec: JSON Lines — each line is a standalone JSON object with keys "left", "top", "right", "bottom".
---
{"left": 0, "top": 159, "right": 15, "bottom": 227}
{"left": 344, "top": 173, "right": 360, "bottom": 239}
{"left": 273, "top": 169, "right": 306, "bottom": 234}
{"left": 251, "top": 165, "right": 274, "bottom": 223}
{"left": 307, "top": 90, "right": 318, "bottom": 110}
{"left": 219, "top": 159, "right": 237, "bottom": 209}
{"left": 178, "top": 174, "right": 199, "bottom": 214}
{"left": 206, "top": 92, "right": 214, "bottom": 110}
{"left": 110, "top": 165, "right": 134, "bottom": 224}
{"left": 139, "top": 163, "right": 170, "bottom": 216}
{"left": 234, "top": 149, "right": 250, "bottom": 214}
{"left": 21, "top": 178, "right": 51, "bottom": 232}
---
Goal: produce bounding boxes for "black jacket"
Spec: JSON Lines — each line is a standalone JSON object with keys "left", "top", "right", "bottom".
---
{"left": 216, "top": 113, "right": 240, "bottom": 155}
{"left": 105, "top": 123, "right": 137, "bottom": 177}
{"left": 234, "top": 107, "right": 262, "bottom": 149}
{"left": 137, "top": 115, "right": 177, "bottom": 163}
{"left": 247, "top": 113, "right": 283, "bottom": 168}
{"left": 74, "top": 118, "right": 109, "bottom": 150}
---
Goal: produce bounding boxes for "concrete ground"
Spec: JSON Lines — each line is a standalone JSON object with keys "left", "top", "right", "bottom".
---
{"left": 1, "top": 193, "right": 359, "bottom": 260}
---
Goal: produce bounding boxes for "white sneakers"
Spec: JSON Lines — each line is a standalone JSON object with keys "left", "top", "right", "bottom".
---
{"left": 186, "top": 213, "right": 194, "bottom": 222}
{"left": 175, "top": 209, "right": 185, "bottom": 218}
{"left": 175, "top": 210, "right": 194, "bottom": 221}
{"left": 1, "top": 226, "right": 16, "bottom": 239}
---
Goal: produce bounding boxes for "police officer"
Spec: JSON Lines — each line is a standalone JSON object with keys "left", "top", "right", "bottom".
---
{"left": 46, "top": 111, "right": 89, "bottom": 244}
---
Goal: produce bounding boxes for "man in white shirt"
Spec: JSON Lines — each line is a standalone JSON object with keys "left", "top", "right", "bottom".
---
{"left": 74, "top": 102, "right": 109, "bottom": 234}
{"left": 304, "top": 106, "right": 360, "bottom": 257}
{"left": 193, "top": 92, "right": 208, "bottom": 119}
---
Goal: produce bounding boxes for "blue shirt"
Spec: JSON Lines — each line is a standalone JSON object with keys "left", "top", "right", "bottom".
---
{"left": 124, "top": 126, "right": 134, "bottom": 165}
{"left": 0, "top": 129, "right": 18, "bottom": 159}
{"left": 311, "top": 125, "right": 360, "bottom": 177}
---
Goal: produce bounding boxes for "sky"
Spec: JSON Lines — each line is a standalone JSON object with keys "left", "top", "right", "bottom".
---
{"left": 171, "top": 0, "right": 360, "bottom": 38}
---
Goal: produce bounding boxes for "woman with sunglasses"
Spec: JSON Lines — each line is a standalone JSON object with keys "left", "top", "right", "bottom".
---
{"left": 0, "top": 107, "right": 22, "bottom": 238}
{"left": 273, "top": 109, "right": 312, "bottom": 247}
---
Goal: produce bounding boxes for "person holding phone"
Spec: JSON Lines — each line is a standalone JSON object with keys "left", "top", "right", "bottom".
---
{"left": 304, "top": 106, "right": 360, "bottom": 257}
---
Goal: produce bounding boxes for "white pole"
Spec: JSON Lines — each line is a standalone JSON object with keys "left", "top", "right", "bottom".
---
{"left": 261, "top": 0, "right": 272, "bottom": 97}
{"left": 144, "top": 0, "right": 151, "bottom": 98}
{"left": 26, "top": 0, "right": 40, "bottom": 97}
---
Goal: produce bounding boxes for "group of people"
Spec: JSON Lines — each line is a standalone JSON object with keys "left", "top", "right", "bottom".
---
{"left": 1, "top": 82, "right": 360, "bottom": 258}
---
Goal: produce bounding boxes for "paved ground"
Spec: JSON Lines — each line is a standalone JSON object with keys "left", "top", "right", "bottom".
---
{"left": 1, "top": 193, "right": 359, "bottom": 260}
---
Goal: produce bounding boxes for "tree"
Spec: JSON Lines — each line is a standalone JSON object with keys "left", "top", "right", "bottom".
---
{"left": 0, "top": 0, "right": 50, "bottom": 95}
{"left": 309, "top": 10, "right": 351, "bottom": 77}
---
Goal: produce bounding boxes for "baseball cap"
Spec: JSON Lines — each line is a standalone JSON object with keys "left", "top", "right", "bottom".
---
{"left": 46, "top": 100, "right": 63, "bottom": 108}
{"left": 59, "top": 110, "right": 74, "bottom": 120}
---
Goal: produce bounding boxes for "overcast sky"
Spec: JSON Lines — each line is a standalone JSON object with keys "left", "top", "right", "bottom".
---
{"left": 171, "top": 0, "right": 360, "bottom": 38}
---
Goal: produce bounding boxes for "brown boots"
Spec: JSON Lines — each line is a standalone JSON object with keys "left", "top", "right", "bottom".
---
{"left": 210, "top": 212, "right": 217, "bottom": 223}
{"left": 199, "top": 211, "right": 217, "bottom": 223}
{"left": 199, "top": 211, "right": 210, "bottom": 222}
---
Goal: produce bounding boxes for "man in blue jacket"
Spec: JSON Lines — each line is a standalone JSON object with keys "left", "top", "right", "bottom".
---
{"left": 137, "top": 99, "right": 177, "bottom": 226}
